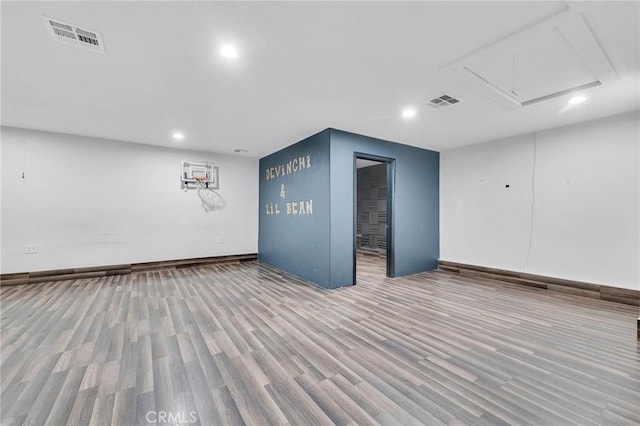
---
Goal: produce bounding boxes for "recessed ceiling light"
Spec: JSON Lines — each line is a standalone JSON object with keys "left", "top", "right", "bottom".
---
{"left": 568, "top": 95, "right": 587, "bottom": 105}
{"left": 220, "top": 44, "right": 238, "bottom": 59}
{"left": 172, "top": 132, "right": 185, "bottom": 141}
{"left": 401, "top": 107, "right": 417, "bottom": 119}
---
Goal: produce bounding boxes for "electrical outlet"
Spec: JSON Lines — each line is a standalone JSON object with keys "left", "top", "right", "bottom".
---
{"left": 25, "top": 244, "right": 38, "bottom": 254}
{"left": 216, "top": 236, "right": 224, "bottom": 244}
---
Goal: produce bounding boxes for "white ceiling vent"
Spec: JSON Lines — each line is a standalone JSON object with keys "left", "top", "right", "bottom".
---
{"left": 42, "top": 17, "right": 105, "bottom": 53}
{"left": 426, "top": 94, "right": 463, "bottom": 110}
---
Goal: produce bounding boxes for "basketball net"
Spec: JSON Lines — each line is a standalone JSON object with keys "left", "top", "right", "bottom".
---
{"left": 194, "top": 177, "right": 218, "bottom": 211}
{"left": 193, "top": 176, "right": 209, "bottom": 189}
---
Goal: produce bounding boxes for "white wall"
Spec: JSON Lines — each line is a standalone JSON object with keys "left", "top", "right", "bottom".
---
{"left": 440, "top": 111, "right": 639, "bottom": 290}
{"left": 1, "top": 126, "right": 258, "bottom": 273}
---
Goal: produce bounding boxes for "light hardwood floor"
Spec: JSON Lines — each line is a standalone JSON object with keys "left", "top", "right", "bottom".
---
{"left": 1, "top": 257, "right": 638, "bottom": 425}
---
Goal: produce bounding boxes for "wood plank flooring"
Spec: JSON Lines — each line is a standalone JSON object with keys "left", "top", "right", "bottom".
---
{"left": 1, "top": 256, "right": 638, "bottom": 425}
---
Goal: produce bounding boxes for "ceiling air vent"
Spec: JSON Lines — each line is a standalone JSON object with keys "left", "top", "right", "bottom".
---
{"left": 426, "top": 94, "right": 462, "bottom": 110}
{"left": 42, "top": 16, "right": 105, "bottom": 53}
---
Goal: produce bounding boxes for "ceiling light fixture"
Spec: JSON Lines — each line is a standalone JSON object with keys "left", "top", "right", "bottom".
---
{"left": 172, "top": 132, "right": 185, "bottom": 141}
{"left": 568, "top": 95, "right": 587, "bottom": 105}
{"left": 401, "top": 107, "right": 417, "bottom": 119}
{"left": 220, "top": 44, "right": 238, "bottom": 59}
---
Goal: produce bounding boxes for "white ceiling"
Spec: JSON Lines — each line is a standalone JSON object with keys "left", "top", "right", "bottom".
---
{"left": 2, "top": 1, "right": 639, "bottom": 158}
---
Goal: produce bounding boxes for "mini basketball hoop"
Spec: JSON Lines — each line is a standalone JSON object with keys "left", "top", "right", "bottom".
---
{"left": 181, "top": 161, "right": 219, "bottom": 190}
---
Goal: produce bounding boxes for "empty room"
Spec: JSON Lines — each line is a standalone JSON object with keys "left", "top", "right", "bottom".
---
{"left": 1, "top": 1, "right": 639, "bottom": 425}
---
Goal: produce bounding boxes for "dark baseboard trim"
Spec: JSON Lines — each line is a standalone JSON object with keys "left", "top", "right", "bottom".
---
{"left": 438, "top": 260, "right": 639, "bottom": 307}
{"left": 0, "top": 253, "right": 258, "bottom": 286}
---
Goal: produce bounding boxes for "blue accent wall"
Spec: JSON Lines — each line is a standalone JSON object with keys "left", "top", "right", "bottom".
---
{"left": 329, "top": 129, "right": 440, "bottom": 286}
{"left": 258, "top": 128, "right": 439, "bottom": 289}
{"left": 258, "top": 130, "right": 332, "bottom": 287}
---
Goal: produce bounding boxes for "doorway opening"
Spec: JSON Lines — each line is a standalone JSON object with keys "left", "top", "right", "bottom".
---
{"left": 353, "top": 153, "right": 395, "bottom": 284}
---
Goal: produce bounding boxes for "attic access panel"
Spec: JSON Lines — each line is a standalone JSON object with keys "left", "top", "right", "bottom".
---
{"left": 464, "top": 28, "right": 598, "bottom": 103}
{"left": 441, "top": 8, "right": 617, "bottom": 109}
